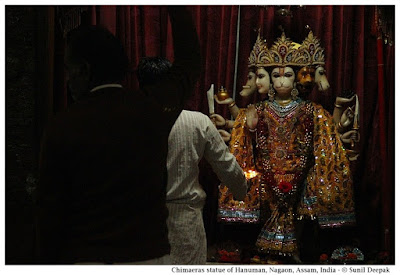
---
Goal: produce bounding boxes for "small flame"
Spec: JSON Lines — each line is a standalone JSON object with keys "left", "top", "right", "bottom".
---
{"left": 244, "top": 170, "right": 258, "bottom": 180}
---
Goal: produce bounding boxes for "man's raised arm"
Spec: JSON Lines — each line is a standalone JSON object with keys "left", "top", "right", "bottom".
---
{"left": 143, "top": 6, "right": 201, "bottom": 109}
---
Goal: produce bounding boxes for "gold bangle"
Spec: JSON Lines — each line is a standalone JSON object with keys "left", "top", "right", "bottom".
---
{"left": 228, "top": 101, "right": 236, "bottom": 108}
{"left": 334, "top": 103, "right": 343, "bottom": 108}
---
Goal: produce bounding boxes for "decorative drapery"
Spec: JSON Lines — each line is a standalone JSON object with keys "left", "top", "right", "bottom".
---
{"left": 89, "top": 6, "right": 241, "bottom": 119}
{"left": 51, "top": 5, "right": 394, "bottom": 259}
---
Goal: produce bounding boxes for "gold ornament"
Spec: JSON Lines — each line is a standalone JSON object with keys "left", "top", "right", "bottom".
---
{"left": 291, "top": 87, "right": 299, "bottom": 100}
{"left": 217, "top": 86, "right": 230, "bottom": 101}
{"left": 248, "top": 31, "right": 269, "bottom": 68}
{"left": 301, "top": 31, "right": 325, "bottom": 66}
{"left": 268, "top": 87, "right": 276, "bottom": 102}
{"left": 248, "top": 30, "right": 326, "bottom": 69}
{"left": 265, "top": 32, "right": 308, "bottom": 67}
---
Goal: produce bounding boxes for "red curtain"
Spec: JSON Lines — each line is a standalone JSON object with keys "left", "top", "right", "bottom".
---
{"left": 89, "top": 6, "right": 241, "bottom": 118}
{"left": 86, "top": 5, "right": 394, "bottom": 258}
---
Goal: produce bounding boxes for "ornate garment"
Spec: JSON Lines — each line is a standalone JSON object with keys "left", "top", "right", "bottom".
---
{"left": 218, "top": 109, "right": 260, "bottom": 223}
{"left": 218, "top": 99, "right": 356, "bottom": 255}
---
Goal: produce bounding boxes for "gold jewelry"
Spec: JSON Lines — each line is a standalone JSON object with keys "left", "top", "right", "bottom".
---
{"left": 291, "top": 87, "right": 299, "bottom": 100}
{"left": 248, "top": 30, "right": 325, "bottom": 68}
{"left": 228, "top": 101, "right": 236, "bottom": 108}
{"left": 276, "top": 98, "right": 292, "bottom": 106}
{"left": 268, "top": 88, "right": 276, "bottom": 102}
{"left": 301, "top": 31, "right": 325, "bottom": 67}
{"left": 249, "top": 32, "right": 308, "bottom": 68}
{"left": 248, "top": 30, "right": 268, "bottom": 67}
{"left": 334, "top": 103, "right": 343, "bottom": 108}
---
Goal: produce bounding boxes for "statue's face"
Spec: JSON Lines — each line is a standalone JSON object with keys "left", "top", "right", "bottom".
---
{"left": 240, "top": 70, "right": 257, "bottom": 96}
{"left": 315, "top": 66, "right": 330, "bottom": 91}
{"left": 297, "top": 66, "right": 315, "bottom": 90}
{"left": 255, "top": 67, "right": 270, "bottom": 94}
{"left": 271, "top": 67, "right": 295, "bottom": 96}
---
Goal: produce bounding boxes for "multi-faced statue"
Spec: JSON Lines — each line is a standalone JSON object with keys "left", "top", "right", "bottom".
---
{"left": 240, "top": 69, "right": 258, "bottom": 97}
{"left": 296, "top": 66, "right": 315, "bottom": 96}
{"left": 220, "top": 31, "right": 356, "bottom": 263}
{"left": 270, "top": 66, "right": 296, "bottom": 100}
{"left": 255, "top": 67, "right": 271, "bottom": 94}
{"left": 315, "top": 66, "right": 330, "bottom": 91}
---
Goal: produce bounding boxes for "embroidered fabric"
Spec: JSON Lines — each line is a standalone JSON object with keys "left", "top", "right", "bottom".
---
{"left": 217, "top": 101, "right": 356, "bottom": 256}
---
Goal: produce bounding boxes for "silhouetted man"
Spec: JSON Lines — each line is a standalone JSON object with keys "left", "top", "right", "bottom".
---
{"left": 35, "top": 6, "right": 200, "bottom": 264}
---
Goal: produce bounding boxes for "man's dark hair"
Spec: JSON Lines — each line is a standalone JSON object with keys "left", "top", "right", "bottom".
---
{"left": 66, "top": 25, "right": 129, "bottom": 84}
{"left": 137, "top": 57, "right": 172, "bottom": 89}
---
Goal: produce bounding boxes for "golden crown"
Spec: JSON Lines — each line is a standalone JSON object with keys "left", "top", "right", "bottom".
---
{"left": 301, "top": 31, "right": 325, "bottom": 66}
{"left": 248, "top": 31, "right": 269, "bottom": 68}
{"left": 248, "top": 30, "right": 325, "bottom": 68}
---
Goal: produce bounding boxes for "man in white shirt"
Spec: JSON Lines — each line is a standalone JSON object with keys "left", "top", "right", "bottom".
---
{"left": 137, "top": 57, "right": 248, "bottom": 264}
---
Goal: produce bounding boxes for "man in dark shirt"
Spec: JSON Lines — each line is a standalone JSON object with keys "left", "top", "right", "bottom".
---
{"left": 35, "top": 6, "right": 201, "bottom": 264}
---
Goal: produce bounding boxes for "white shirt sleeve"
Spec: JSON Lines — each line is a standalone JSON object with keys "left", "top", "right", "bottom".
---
{"left": 202, "top": 118, "right": 247, "bottom": 201}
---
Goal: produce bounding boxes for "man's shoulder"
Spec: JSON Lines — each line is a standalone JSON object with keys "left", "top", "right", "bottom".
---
{"left": 180, "top": 110, "right": 208, "bottom": 120}
{"left": 174, "top": 110, "right": 211, "bottom": 130}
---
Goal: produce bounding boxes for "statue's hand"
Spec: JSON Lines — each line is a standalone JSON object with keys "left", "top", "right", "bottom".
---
{"left": 340, "top": 130, "right": 359, "bottom": 144}
{"left": 245, "top": 105, "right": 258, "bottom": 130}
{"left": 210, "top": 113, "right": 226, "bottom": 128}
{"left": 340, "top": 107, "right": 355, "bottom": 128}
{"left": 218, "top": 129, "right": 231, "bottom": 142}
{"left": 214, "top": 95, "right": 234, "bottom": 105}
{"left": 335, "top": 95, "right": 356, "bottom": 105}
